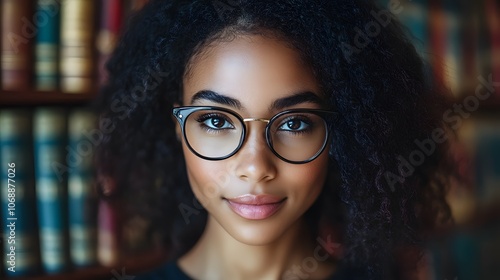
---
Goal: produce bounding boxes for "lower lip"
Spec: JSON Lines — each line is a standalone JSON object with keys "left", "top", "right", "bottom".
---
{"left": 225, "top": 199, "right": 286, "bottom": 220}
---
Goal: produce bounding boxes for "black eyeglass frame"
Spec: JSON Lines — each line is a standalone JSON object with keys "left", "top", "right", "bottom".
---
{"left": 172, "top": 106, "right": 336, "bottom": 164}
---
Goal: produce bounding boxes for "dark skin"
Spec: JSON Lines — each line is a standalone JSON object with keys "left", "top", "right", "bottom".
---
{"left": 176, "top": 35, "right": 337, "bottom": 279}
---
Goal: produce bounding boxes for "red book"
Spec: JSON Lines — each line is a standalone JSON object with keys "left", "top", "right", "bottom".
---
{"left": 96, "top": 174, "right": 124, "bottom": 267}
{"left": 97, "top": 198, "right": 123, "bottom": 267}
{"left": 485, "top": 0, "right": 500, "bottom": 102}
{"left": 428, "top": 0, "right": 447, "bottom": 92}
{"left": 1, "top": 0, "right": 33, "bottom": 91}
{"left": 96, "top": 0, "right": 124, "bottom": 86}
{"left": 460, "top": 2, "right": 479, "bottom": 95}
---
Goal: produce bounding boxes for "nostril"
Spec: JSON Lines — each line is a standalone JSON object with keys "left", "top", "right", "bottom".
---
{"left": 233, "top": 146, "right": 277, "bottom": 183}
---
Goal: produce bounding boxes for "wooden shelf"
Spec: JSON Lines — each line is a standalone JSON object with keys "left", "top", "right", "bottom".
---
{"left": 6, "top": 250, "right": 167, "bottom": 280}
{"left": 431, "top": 200, "right": 500, "bottom": 239}
{"left": 26, "top": 265, "right": 124, "bottom": 280}
{"left": 460, "top": 201, "right": 500, "bottom": 230}
{"left": 0, "top": 90, "right": 97, "bottom": 106}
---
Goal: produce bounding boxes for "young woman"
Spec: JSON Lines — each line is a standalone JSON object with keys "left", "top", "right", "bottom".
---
{"left": 95, "top": 0, "right": 455, "bottom": 279}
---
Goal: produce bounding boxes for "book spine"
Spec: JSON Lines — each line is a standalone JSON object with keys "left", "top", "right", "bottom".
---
{"left": 475, "top": 0, "right": 492, "bottom": 84}
{"left": 460, "top": 1, "right": 480, "bottom": 93}
{"left": 59, "top": 0, "right": 95, "bottom": 93}
{"left": 1, "top": 0, "right": 33, "bottom": 91}
{"left": 67, "top": 109, "right": 97, "bottom": 267}
{"left": 429, "top": 0, "right": 447, "bottom": 90}
{"left": 33, "top": 108, "right": 69, "bottom": 273}
{"left": 394, "top": 0, "right": 429, "bottom": 61}
{"left": 97, "top": 197, "right": 123, "bottom": 267}
{"left": 474, "top": 120, "right": 500, "bottom": 205}
{"left": 450, "top": 232, "right": 480, "bottom": 280}
{"left": 97, "top": 0, "right": 124, "bottom": 86}
{"left": 0, "top": 110, "right": 39, "bottom": 276}
{"left": 35, "top": 0, "right": 61, "bottom": 91}
{"left": 485, "top": 0, "right": 500, "bottom": 101}
{"left": 443, "top": 0, "right": 463, "bottom": 96}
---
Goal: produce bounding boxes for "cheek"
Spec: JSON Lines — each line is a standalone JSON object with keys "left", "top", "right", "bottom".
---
{"left": 182, "top": 143, "right": 228, "bottom": 203}
{"left": 183, "top": 139, "right": 329, "bottom": 211}
{"left": 283, "top": 152, "right": 329, "bottom": 203}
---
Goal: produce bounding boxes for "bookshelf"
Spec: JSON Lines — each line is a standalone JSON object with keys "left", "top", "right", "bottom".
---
{"left": 1, "top": 1, "right": 157, "bottom": 279}
{"left": 373, "top": 0, "right": 500, "bottom": 279}
{"left": 1, "top": 0, "right": 499, "bottom": 280}
{"left": 0, "top": 90, "right": 97, "bottom": 106}
{"left": 20, "top": 250, "right": 167, "bottom": 280}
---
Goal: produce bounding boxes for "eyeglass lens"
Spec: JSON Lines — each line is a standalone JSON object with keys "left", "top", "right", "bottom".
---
{"left": 182, "top": 109, "right": 328, "bottom": 162}
{"left": 185, "top": 109, "right": 243, "bottom": 158}
{"left": 268, "top": 112, "right": 327, "bottom": 162}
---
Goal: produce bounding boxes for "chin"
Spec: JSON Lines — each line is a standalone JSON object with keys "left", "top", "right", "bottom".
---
{"left": 228, "top": 223, "right": 287, "bottom": 246}
{"left": 215, "top": 213, "right": 298, "bottom": 246}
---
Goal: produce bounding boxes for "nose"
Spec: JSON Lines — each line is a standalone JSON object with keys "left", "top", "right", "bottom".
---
{"left": 232, "top": 123, "right": 277, "bottom": 183}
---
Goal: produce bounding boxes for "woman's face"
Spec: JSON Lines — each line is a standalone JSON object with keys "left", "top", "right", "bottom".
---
{"left": 179, "top": 34, "right": 329, "bottom": 245}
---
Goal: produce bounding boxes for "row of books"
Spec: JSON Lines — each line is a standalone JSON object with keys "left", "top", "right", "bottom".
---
{"left": 2, "top": 0, "right": 499, "bottom": 98}
{"left": 458, "top": 118, "right": 500, "bottom": 208}
{"left": 427, "top": 116, "right": 500, "bottom": 277}
{"left": 375, "top": 0, "right": 500, "bottom": 100}
{"left": 427, "top": 221, "right": 500, "bottom": 280}
{"left": 1, "top": 0, "right": 149, "bottom": 93}
{"left": 386, "top": 0, "right": 500, "bottom": 277}
{"left": 0, "top": 108, "right": 106, "bottom": 278}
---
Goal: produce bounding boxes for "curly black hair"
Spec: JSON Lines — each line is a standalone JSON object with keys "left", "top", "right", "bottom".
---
{"left": 94, "top": 0, "right": 455, "bottom": 279}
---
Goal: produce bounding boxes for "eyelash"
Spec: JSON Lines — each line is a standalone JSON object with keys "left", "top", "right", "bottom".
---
{"left": 276, "top": 115, "right": 314, "bottom": 135}
{"left": 196, "top": 113, "right": 234, "bottom": 132}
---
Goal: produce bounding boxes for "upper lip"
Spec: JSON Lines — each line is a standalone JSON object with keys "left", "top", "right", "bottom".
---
{"left": 225, "top": 194, "right": 286, "bottom": 205}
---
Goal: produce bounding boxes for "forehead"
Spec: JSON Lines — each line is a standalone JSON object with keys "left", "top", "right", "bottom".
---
{"left": 182, "top": 34, "right": 321, "bottom": 114}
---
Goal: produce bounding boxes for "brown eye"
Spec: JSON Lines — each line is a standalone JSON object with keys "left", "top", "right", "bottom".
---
{"left": 277, "top": 116, "right": 311, "bottom": 132}
{"left": 211, "top": 117, "right": 224, "bottom": 128}
{"left": 196, "top": 113, "right": 235, "bottom": 130}
{"left": 286, "top": 120, "right": 301, "bottom": 130}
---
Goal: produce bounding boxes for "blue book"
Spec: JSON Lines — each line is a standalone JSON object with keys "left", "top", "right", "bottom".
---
{"left": 0, "top": 110, "right": 39, "bottom": 277}
{"left": 475, "top": 121, "right": 500, "bottom": 205}
{"left": 374, "top": 0, "right": 429, "bottom": 61}
{"left": 397, "top": 0, "right": 429, "bottom": 61}
{"left": 450, "top": 232, "right": 479, "bottom": 280}
{"left": 33, "top": 108, "right": 69, "bottom": 273}
{"left": 35, "top": 0, "right": 61, "bottom": 91}
{"left": 67, "top": 109, "right": 97, "bottom": 267}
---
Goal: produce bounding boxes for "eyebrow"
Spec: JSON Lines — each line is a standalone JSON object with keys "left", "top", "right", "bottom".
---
{"left": 269, "top": 91, "right": 324, "bottom": 110}
{"left": 190, "top": 90, "right": 323, "bottom": 110}
{"left": 191, "top": 90, "right": 242, "bottom": 109}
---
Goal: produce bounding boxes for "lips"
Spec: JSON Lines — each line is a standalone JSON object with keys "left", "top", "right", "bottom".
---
{"left": 225, "top": 194, "right": 286, "bottom": 220}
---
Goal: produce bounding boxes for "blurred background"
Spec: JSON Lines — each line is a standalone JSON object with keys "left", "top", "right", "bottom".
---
{"left": 375, "top": 1, "right": 500, "bottom": 279}
{"left": 0, "top": 0, "right": 499, "bottom": 279}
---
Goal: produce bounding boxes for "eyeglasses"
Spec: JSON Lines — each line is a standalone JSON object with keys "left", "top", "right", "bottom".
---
{"left": 172, "top": 106, "right": 336, "bottom": 164}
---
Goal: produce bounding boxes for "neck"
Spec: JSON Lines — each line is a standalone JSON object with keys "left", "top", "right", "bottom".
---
{"left": 178, "top": 215, "right": 336, "bottom": 280}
